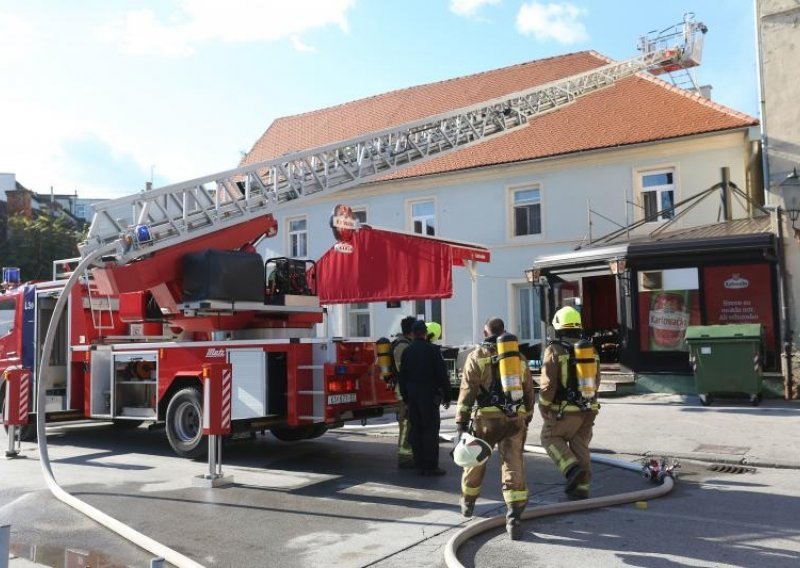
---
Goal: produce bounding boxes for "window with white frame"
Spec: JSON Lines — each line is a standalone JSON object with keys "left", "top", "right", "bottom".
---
{"left": 512, "top": 187, "right": 542, "bottom": 237}
{"left": 516, "top": 285, "right": 541, "bottom": 343}
{"left": 352, "top": 208, "right": 367, "bottom": 224}
{"left": 411, "top": 199, "right": 441, "bottom": 335}
{"left": 639, "top": 169, "right": 675, "bottom": 222}
{"left": 410, "top": 200, "right": 436, "bottom": 236}
{"left": 288, "top": 217, "right": 308, "bottom": 257}
{"left": 348, "top": 303, "right": 371, "bottom": 337}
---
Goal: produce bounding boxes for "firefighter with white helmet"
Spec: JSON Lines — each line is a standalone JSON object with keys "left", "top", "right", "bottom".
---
{"left": 454, "top": 317, "right": 535, "bottom": 540}
{"left": 539, "top": 306, "right": 601, "bottom": 501}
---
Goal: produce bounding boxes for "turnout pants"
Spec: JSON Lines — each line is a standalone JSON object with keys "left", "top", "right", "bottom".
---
{"left": 396, "top": 396, "right": 414, "bottom": 465}
{"left": 540, "top": 410, "right": 597, "bottom": 493}
{"left": 461, "top": 413, "right": 529, "bottom": 507}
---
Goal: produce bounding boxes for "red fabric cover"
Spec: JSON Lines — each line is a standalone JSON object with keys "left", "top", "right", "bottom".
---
{"left": 315, "top": 227, "right": 454, "bottom": 304}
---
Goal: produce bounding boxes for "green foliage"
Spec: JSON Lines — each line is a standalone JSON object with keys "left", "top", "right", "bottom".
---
{"left": 0, "top": 214, "right": 84, "bottom": 281}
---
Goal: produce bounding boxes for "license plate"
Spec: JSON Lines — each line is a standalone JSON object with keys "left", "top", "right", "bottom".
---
{"left": 327, "top": 393, "right": 357, "bottom": 405}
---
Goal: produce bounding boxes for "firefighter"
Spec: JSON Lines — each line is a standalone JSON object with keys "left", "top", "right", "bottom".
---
{"left": 392, "top": 316, "right": 417, "bottom": 469}
{"left": 539, "top": 306, "right": 601, "bottom": 501}
{"left": 455, "top": 317, "right": 535, "bottom": 540}
{"left": 399, "top": 319, "right": 451, "bottom": 476}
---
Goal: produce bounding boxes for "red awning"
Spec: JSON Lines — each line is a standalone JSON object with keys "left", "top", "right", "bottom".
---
{"left": 313, "top": 226, "right": 490, "bottom": 304}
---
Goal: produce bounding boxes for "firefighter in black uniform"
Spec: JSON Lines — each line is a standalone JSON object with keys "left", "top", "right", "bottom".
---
{"left": 399, "top": 320, "right": 451, "bottom": 476}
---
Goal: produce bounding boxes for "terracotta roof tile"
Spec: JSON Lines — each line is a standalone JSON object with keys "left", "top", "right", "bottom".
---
{"left": 241, "top": 51, "right": 757, "bottom": 181}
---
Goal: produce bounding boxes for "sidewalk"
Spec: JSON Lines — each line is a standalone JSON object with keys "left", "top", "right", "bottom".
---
{"left": 550, "top": 394, "right": 800, "bottom": 469}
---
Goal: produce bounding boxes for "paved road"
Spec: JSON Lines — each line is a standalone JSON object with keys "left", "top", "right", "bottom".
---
{"left": 2, "top": 395, "right": 799, "bottom": 567}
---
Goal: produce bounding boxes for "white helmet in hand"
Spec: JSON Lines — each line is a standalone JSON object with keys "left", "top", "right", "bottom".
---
{"left": 452, "top": 433, "right": 492, "bottom": 468}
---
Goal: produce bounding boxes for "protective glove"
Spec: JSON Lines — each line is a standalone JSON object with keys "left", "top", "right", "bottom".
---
{"left": 454, "top": 422, "right": 469, "bottom": 444}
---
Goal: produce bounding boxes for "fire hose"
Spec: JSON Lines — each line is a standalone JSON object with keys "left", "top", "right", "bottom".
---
{"left": 35, "top": 245, "right": 205, "bottom": 568}
{"left": 443, "top": 444, "right": 677, "bottom": 568}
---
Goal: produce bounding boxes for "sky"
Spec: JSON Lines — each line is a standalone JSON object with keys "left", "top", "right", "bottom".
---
{"left": 0, "top": 0, "right": 759, "bottom": 200}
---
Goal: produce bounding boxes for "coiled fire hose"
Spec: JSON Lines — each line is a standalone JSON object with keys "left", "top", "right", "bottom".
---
{"left": 443, "top": 443, "right": 676, "bottom": 568}
{"left": 35, "top": 245, "right": 205, "bottom": 568}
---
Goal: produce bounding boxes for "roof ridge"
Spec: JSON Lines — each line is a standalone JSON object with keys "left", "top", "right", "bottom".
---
{"left": 638, "top": 72, "right": 757, "bottom": 123}
{"left": 276, "top": 50, "right": 599, "bottom": 121}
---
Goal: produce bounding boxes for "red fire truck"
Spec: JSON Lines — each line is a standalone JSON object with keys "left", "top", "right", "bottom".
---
{"left": 0, "top": 16, "right": 706, "bottom": 458}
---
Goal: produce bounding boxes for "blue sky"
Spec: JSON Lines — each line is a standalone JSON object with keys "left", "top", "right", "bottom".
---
{"left": 0, "top": 1, "right": 758, "bottom": 199}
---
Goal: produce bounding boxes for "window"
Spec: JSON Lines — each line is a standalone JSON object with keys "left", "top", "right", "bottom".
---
{"left": 411, "top": 200, "right": 435, "bottom": 236}
{"left": 512, "top": 187, "right": 542, "bottom": 236}
{"left": 516, "top": 286, "right": 541, "bottom": 343}
{"left": 287, "top": 217, "right": 308, "bottom": 257}
{"left": 352, "top": 208, "right": 367, "bottom": 224}
{"left": 74, "top": 203, "right": 87, "bottom": 219}
{"left": 410, "top": 201, "right": 441, "bottom": 327}
{"left": 639, "top": 169, "right": 675, "bottom": 222}
{"left": 348, "top": 303, "right": 371, "bottom": 337}
{"left": 0, "top": 299, "right": 14, "bottom": 336}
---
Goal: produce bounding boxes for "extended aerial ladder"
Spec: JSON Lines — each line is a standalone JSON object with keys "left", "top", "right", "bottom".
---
{"left": 80, "top": 16, "right": 706, "bottom": 301}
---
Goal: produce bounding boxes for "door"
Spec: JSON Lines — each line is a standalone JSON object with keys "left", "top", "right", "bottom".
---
{"left": 228, "top": 348, "right": 267, "bottom": 420}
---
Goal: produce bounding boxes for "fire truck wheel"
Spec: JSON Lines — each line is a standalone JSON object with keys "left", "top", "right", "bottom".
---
{"left": 166, "top": 387, "right": 207, "bottom": 459}
{"left": 270, "top": 424, "right": 327, "bottom": 442}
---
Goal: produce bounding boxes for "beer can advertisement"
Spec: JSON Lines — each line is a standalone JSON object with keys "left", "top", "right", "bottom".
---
{"left": 639, "top": 289, "right": 700, "bottom": 351}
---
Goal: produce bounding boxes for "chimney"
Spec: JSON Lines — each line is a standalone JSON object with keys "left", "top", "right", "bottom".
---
{"left": 698, "top": 84, "right": 713, "bottom": 99}
{"left": 6, "top": 187, "right": 33, "bottom": 219}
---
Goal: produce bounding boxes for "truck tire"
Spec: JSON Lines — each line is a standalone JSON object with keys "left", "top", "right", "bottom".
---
{"left": 166, "top": 387, "right": 206, "bottom": 459}
{"left": 270, "top": 424, "right": 327, "bottom": 442}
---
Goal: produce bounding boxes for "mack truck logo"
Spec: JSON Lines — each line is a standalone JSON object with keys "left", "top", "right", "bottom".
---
{"left": 206, "top": 348, "right": 226, "bottom": 358}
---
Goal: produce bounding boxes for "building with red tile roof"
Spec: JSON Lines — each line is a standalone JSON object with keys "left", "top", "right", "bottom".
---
{"left": 244, "top": 51, "right": 761, "bottom": 350}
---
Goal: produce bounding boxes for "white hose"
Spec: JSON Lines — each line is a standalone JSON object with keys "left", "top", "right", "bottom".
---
{"left": 443, "top": 444, "right": 675, "bottom": 568}
{"left": 35, "top": 246, "right": 205, "bottom": 568}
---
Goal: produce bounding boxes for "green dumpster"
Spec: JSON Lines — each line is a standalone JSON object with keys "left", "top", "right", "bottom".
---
{"left": 685, "top": 324, "right": 763, "bottom": 406}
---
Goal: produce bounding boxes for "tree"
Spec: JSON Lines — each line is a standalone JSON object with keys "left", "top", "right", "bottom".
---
{"left": 0, "top": 215, "right": 85, "bottom": 282}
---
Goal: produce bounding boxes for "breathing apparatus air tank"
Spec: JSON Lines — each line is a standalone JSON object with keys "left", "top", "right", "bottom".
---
{"left": 496, "top": 333, "right": 523, "bottom": 402}
{"left": 574, "top": 339, "right": 597, "bottom": 399}
{"left": 376, "top": 337, "right": 393, "bottom": 381}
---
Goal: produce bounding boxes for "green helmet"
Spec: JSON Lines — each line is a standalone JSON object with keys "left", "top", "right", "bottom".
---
{"left": 552, "top": 306, "right": 582, "bottom": 330}
{"left": 426, "top": 321, "right": 442, "bottom": 342}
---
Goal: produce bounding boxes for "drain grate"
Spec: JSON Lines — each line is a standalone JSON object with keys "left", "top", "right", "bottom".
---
{"left": 707, "top": 463, "right": 756, "bottom": 474}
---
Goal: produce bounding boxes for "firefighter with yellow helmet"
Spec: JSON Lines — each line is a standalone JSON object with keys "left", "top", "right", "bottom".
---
{"left": 539, "top": 306, "right": 601, "bottom": 500}
{"left": 454, "top": 317, "right": 535, "bottom": 540}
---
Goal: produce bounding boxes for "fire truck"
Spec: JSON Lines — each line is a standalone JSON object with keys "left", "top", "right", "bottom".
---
{"left": 1, "top": 16, "right": 706, "bottom": 458}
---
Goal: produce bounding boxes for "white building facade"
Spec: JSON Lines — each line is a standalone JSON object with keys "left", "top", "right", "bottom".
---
{"left": 260, "top": 129, "right": 757, "bottom": 347}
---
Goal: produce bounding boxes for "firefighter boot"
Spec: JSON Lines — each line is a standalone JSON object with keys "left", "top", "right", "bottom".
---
{"left": 460, "top": 497, "right": 475, "bottom": 518}
{"left": 565, "top": 464, "right": 585, "bottom": 494}
{"left": 505, "top": 504, "right": 525, "bottom": 541}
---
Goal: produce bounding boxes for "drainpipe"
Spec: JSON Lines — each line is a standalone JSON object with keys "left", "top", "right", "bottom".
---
{"left": 754, "top": 0, "right": 772, "bottom": 203}
{"left": 773, "top": 207, "right": 795, "bottom": 399}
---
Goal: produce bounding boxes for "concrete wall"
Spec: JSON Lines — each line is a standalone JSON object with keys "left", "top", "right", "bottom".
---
{"left": 261, "top": 129, "right": 756, "bottom": 348}
{"left": 758, "top": 0, "right": 800, "bottom": 354}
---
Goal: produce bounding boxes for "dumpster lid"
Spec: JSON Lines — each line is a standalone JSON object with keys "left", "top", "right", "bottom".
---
{"left": 685, "top": 324, "right": 763, "bottom": 341}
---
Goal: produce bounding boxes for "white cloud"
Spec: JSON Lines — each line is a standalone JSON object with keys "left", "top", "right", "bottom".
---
{"left": 0, "top": 12, "right": 37, "bottom": 66}
{"left": 516, "top": 1, "right": 588, "bottom": 44}
{"left": 95, "top": 0, "right": 356, "bottom": 56}
{"left": 290, "top": 35, "right": 316, "bottom": 53}
{"left": 449, "top": 0, "right": 501, "bottom": 19}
